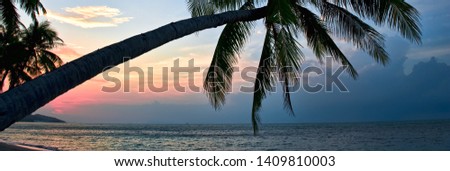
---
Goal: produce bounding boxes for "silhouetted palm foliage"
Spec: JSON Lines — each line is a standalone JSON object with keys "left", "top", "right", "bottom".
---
{"left": 187, "top": 0, "right": 422, "bottom": 134}
{"left": 0, "top": 21, "right": 63, "bottom": 92}
{"left": 0, "top": 0, "right": 46, "bottom": 35}
{"left": 0, "top": 0, "right": 61, "bottom": 92}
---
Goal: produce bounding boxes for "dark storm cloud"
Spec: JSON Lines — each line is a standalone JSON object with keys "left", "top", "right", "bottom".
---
{"left": 284, "top": 56, "right": 450, "bottom": 123}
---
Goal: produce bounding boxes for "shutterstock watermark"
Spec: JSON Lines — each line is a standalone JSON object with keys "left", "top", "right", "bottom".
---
{"left": 101, "top": 57, "right": 349, "bottom": 93}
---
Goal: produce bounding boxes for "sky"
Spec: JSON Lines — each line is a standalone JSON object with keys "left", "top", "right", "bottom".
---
{"left": 16, "top": 0, "right": 450, "bottom": 124}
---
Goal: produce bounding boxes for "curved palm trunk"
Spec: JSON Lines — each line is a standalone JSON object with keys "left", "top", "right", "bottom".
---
{"left": 0, "top": 7, "right": 267, "bottom": 131}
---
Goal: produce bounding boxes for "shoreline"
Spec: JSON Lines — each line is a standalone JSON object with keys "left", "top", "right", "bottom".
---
{"left": 0, "top": 140, "right": 49, "bottom": 151}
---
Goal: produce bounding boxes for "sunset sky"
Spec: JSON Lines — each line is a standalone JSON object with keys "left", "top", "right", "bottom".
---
{"left": 19, "top": 0, "right": 450, "bottom": 124}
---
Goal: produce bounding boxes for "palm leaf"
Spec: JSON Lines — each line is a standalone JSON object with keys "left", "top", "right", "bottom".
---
{"left": 0, "top": 0, "right": 21, "bottom": 33}
{"left": 40, "top": 50, "right": 63, "bottom": 71}
{"left": 319, "top": 2, "right": 388, "bottom": 66}
{"left": 330, "top": 0, "right": 422, "bottom": 44}
{"left": 204, "top": 4, "right": 255, "bottom": 109}
{"left": 30, "top": 21, "right": 63, "bottom": 48}
{"left": 18, "top": 0, "right": 47, "bottom": 22}
{"left": 213, "top": 0, "right": 246, "bottom": 12}
{"left": 384, "top": 0, "right": 422, "bottom": 44}
{"left": 296, "top": 4, "right": 358, "bottom": 78}
{"left": 187, "top": 0, "right": 216, "bottom": 17}
{"left": 251, "top": 26, "right": 276, "bottom": 135}
{"left": 213, "top": 0, "right": 267, "bottom": 12}
{"left": 8, "top": 68, "right": 32, "bottom": 89}
{"left": 272, "top": 24, "right": 303, "bottom": 115}
{"left": 266, "top": 0, "right": 298, "bottom": 25}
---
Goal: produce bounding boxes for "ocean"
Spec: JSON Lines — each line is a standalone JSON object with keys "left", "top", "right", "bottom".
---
{"left": 0, "top": 120, "right": 449, "bottom": 151}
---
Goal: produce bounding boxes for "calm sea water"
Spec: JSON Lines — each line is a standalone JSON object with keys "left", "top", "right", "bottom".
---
{"left": 0, "top": 120, "right": 449, "bottom": 151}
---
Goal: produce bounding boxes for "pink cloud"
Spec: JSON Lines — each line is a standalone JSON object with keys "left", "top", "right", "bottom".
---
{"left": 51, "top": 46, "right": 82, "bottom": 62}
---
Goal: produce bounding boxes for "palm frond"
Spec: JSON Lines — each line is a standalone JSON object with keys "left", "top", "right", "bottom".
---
{"left": 7, "top": 69, "right": 19, "bottom": 89}
{"left": 384, "top": 0, "right": 422, "bottom": 44}
{"left": 25, "top": 56, "right": 42, "bottom": 76}
{"left": 319, "top": 2, "right": 388, "bottom": 66}
{"left": 44, "top": 50, "right": 63, "bottom": 66}
{"left": 204, "top": 4, "right": 255, "bottom": 109}
{"left": 266, "top": 0, "right": 298, "bottom": 25}
{"left": 25, "top": 21, "right": 63, "bottom": 48}
{"left": 330, "top": 0, "right": 422, "bottom": 44}
{"left": 213, "top": 0, "right": 267, "bottom": 12}
{"left": 187, "top": 0, "right": 216, "bottom": 17}
{"left": 8, "top": 68, "right": 31, "bottom": 89}
{"left": 295, "top": 4, "right": 359, "bottom": 78}
{"left": 0, "top": 0, "right": 21, "bottom": 34}
{"left": 273, "top": 24, "right": 303, "bottom": 115}
{"left": 41, "top": 50, "right": 63, "bottom": 71}
{"left": 213, "top": 0, "right": 246, "bottom": 12}
{"left": 19, "top": 0, "right": 46, "bottom": 22}
{"left": 251, "top": 26, "right": 276, "bottom": 135}
{"left": 18, "top": 69, "right": 32, "bottom": 81}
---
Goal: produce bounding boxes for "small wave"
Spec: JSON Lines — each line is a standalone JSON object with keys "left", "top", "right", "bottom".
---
{"left": 16, "top": 143, "right": 59, "bottom": 151}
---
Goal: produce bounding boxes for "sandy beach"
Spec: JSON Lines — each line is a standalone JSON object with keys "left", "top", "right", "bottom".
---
{"left": 0, "top": 141, "right": 46, "bottom": 151}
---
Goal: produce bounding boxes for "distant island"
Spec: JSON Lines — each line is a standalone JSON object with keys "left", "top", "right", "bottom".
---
{"left": 20, "top": 114, "right": 66, "bottom": 123}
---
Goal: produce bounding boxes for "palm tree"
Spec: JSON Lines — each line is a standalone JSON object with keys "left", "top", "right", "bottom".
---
{"left": 21, "top": 21, "right": 63, "bottom": 72}
{"left": 1, "top": 0, "right": 52, "bottom": 90}
{"left": 0, "top": 0, "right": 421, "bottom": 132}
{"left": 193, "top": 0, "right": 421, "bottom": 134}
{"left": 0, "top": 21, "right": 63, "bottom": 92}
